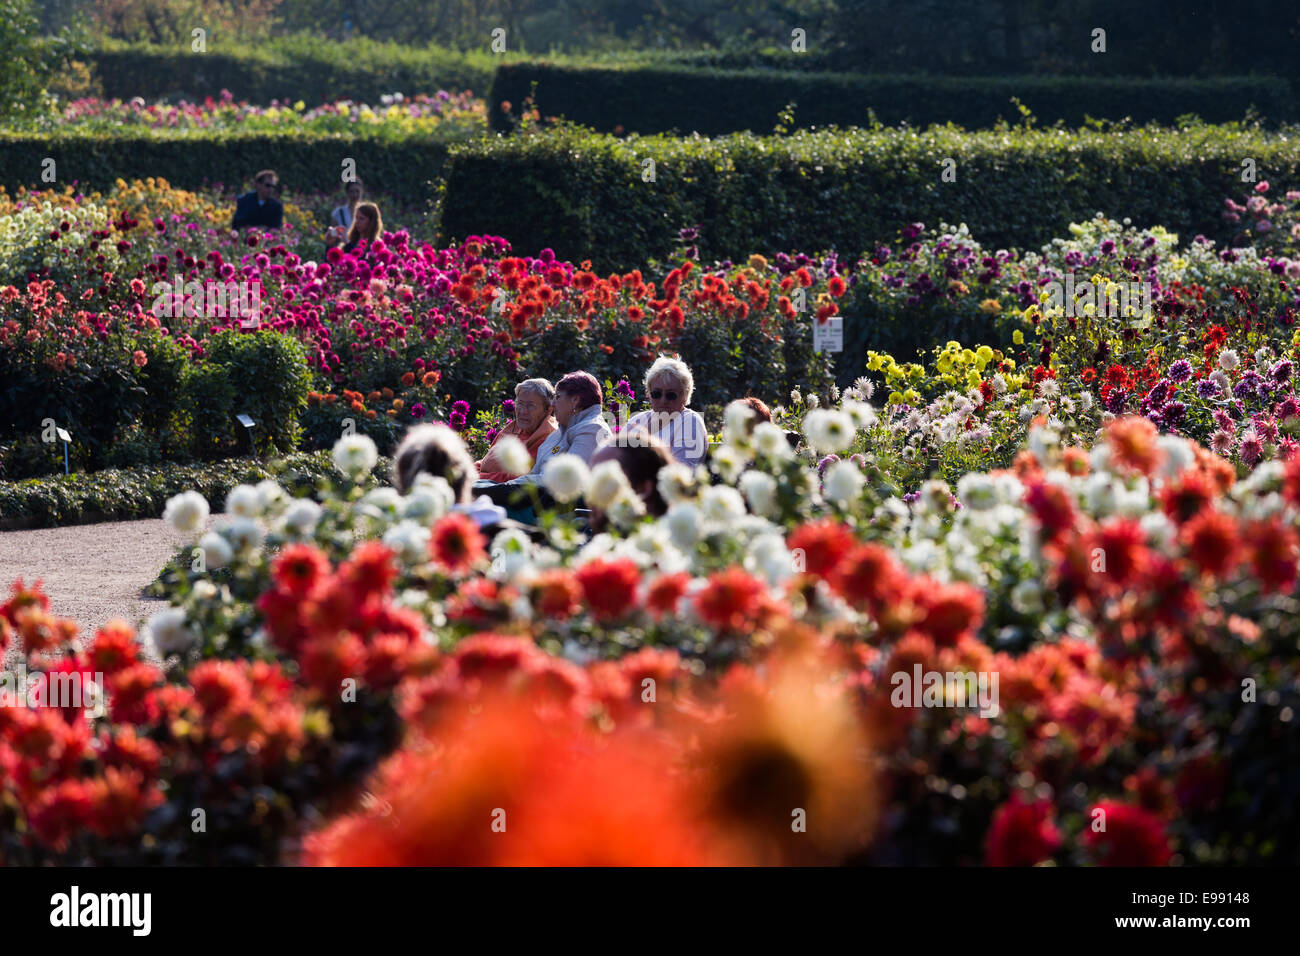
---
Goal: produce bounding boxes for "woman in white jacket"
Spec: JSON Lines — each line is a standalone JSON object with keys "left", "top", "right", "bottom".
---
{"left": 625, "top": 356, "right": 708, "bottom": 468}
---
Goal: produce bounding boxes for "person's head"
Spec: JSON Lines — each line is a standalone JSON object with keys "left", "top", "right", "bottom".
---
{"left": 344, "top": 180, "right": 364, "bottom": 205}
{"left": 392, "top": 423, "right": 475, "bottom": 501}
{"left": 553, "top": 371, "right": 602, "bottom": 428}
{"left": 644, "top": 355, "right": 694, "bottom": 416}
{"left": 254, "top": 170, "right": 278, "bottom": 201}
{"left": 589, "top": 430, "right": 674, "bottom": 528}
{"left": 347, "top": 202, "right": 382, "bottom": 244}
{"left": 740, "top": 396, "right": 772, "bottom": 434}
{"left": 513, "top": 377, "right": 555, "bottom": 433}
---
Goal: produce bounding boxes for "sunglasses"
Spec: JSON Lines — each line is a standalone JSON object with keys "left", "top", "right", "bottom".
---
{"left": 650, "top": 390, "right": 679, "bottom": 401}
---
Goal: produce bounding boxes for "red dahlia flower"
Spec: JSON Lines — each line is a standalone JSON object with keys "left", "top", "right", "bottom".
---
{"left": 429, "top": 513, "right": 487, "bottom": 575}
{"left": 271, "top": 543, "right": 332, "bottom": 597}
{"left": 985, "top": 793, "right": 1061, "bottom": 866}
{"left": 1246, "top": 517, "right": 1298, "bottom": 593}
{"left": 645, "top": 572, "right": 691, "bottom": 619}
{"left": 575, "top": 558, "right": 640, "bottom": 622}
{"left": 1084, "top": 802, "right": 1171, "bottom": 866}
{"left": 1180, "top": 509, "right": 1242, "bottom": 579}
{"left": 695, "top": 567, "right": 766, "bottom": 633}
{"left": 787, "top": 519, "right": 856, "bottom": 578}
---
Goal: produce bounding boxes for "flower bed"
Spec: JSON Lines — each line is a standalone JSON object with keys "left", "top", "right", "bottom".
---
{"left": 0, "top": 180, "right": 840, "bottom": 480}
{"left": 4, "top": 408, "right": 1297, "bottom": 864}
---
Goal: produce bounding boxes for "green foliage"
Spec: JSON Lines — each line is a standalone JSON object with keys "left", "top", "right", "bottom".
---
{"left": 0, "top": 129, "right": 458, "bottom": 203}
{"left": 299, "top": 402, "right": 405, "bottom": 456}
{"left": 0, "top": 0, "right": 87, "bottom": 122}
{"left": 182, "top": 331, "right": 310, "bottom": 459}
{"left": 85, "top": 35, "right": 499, "bottom": 104}
{"left": 0, "top": 450, "right": 389, "bottom": 527}
{"left": 488, "top": 62, "right": 1298, "bottom": 136}
{"left": 0, "top": 326, "right": 188, "bottom": 475}
{"left": 437, "top": 122, "right": 1300, "bottom": 272}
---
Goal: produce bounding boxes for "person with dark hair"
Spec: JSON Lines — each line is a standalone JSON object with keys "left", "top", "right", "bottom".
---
{"left": 392, "top": 423, "right": 475, "bottom": 497}
{"left": 231, "top": 169, "right": 284, "bottom": 230}
{"left": 474, "top": 370, "right": 611, "bottom": 515}
{"left": 588, "top": 429, "right": 674, "bottom": 531}
{"left": 392, "top": 423, "right": 537, "bottom": 534}
{"left": 329, "top": 179, "right": 365, "bottom": 237}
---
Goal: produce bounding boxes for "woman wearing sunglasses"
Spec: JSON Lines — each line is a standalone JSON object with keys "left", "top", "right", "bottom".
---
{"left": 626, "top": 356, "right": 708, "bottom": 468}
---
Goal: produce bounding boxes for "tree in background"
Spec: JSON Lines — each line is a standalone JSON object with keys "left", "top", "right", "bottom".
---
{"left": 0, "top": 0, "right": 87, "bottom": 121}
{"left": 26, "top": 0, "right": 1300, "bottom": 76}
{"left": 87, "top": 0, "right": 283, "bottom": 43}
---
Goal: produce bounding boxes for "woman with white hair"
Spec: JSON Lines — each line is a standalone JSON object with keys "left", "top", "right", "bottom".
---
{"left": 625, "top": 356, "right": 708, "bottom": 468}
{"left": 476, "top": 377, "right": 558, "bottom": 482}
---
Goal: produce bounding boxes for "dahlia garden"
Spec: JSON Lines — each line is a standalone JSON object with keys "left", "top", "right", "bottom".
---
{"left": 2, "top": 35, "right": 1300, "bottom": 879}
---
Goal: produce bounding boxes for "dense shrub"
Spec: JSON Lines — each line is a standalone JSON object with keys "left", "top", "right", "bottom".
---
{"left": 182, "top": 331, "right": 311, "bottom": 460}
{"left": 86, "top": 37, "right": 498, "bottom": 105}
{"left": 0, "top": 130, "right": 457, "bottom": 203}
{"left": 0, "top": 450, "right": 388, "bottom": 527}
{"left": 0, "top": 323, "right": 189, "bottom": 476}
{"left": 436, "top": 122, "right": 1300, "bottom": 273}
{"left": 488, "top": 62, "right": 1298, "bottom": 136}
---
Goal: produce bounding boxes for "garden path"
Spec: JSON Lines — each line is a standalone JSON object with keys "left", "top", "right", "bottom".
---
{"left": 0, "top": 517, "right": 206, "bottom": 668}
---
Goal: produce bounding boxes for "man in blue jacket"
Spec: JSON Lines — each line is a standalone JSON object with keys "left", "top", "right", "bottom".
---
{"left": 231, "top": 170, "right": 284, "bottom": 230}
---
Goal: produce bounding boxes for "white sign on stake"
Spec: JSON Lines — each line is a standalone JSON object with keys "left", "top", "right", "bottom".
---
{"left": 814, "top": 317, "right": 843, "bottom": 353}
{"left": 236, "top": 414, "right": 255, "bottom": 428}
{"left": 55, "top": 427, "right": 72, "bottom": 443}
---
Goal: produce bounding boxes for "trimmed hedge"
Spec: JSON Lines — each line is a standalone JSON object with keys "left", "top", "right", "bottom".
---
{"left": 86, "top": 37, "right": 498, "bottom": 104}
{"left": 488, "top": 62, "right": 1298, "bottom": 135}
{"left": 436, "top": 123, "right": 1300, "bottom": 273}
{"left": 0, "top": 451, "right": 392, "bottom": 528}
{"left": 80, "top": 39, "right": 842, "bottom": 108}
{"left": 1, "top": 329, "right": 310, "bottom": 480}
{"left": 0, "top": 130, "right": 456, "bottom": 202}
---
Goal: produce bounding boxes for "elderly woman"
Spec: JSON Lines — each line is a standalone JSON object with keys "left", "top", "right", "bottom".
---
{"left": 626, "top": 356, "right": 708, "bottom": 468}
{"left": 477, "top": 378, "right": 558, "bottom": 482}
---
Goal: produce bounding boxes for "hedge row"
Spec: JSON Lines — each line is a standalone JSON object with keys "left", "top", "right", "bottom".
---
{"left": 488, "top": 62, "right": 1297, "bottom": 135}
{"left": 85, "top": 37, "right": 498, "bottom": 104}
{"left": 0, "top": 131, "right": 453, "bottom": 202}
{"left": 78, "top": 39, "right": 845, "bottom": 108}
{"left": 435, "top": 123, "right": 1300, "bottom": 272}
{"left": 0, "top": 451, "right": 390, "bottom": 529}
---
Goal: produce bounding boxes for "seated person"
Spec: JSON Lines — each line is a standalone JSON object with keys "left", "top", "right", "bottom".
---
{"left": 477, "top": 378, "right": 558, "bottom": 482}
{"left": 392, "top": 423, "right": 533, "bottom": 537}
{"left": 328, "top": 179, "right": 365, "bottom": 242}
{"left": 738, "top": 395, "right": 772, "bottom": 425}
{"left": 479, "top": 370, "right": 612, "bottom": 509}
{"left": 626, "top": 356, "right": 708, "bottom": 468}
{"left": 327, "top": 202, "right": 382, "bottom": 253}
{"left": 728, "top": 395, "right": 798, "bottom": 448}
{"left": 586, "top": 428, "right": 674, "bottom": 532}
{"left": 232, "top": 169, "right": 284, "bottom": 230}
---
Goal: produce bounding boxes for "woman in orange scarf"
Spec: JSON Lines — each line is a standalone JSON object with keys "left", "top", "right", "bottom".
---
{"left": 477, "top": 378, "right": 558, "bottom": 482}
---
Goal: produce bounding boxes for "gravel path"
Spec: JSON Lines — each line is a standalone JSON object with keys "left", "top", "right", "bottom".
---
{"left": 0, "top": 518, "right": 206, "bottom": 664}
